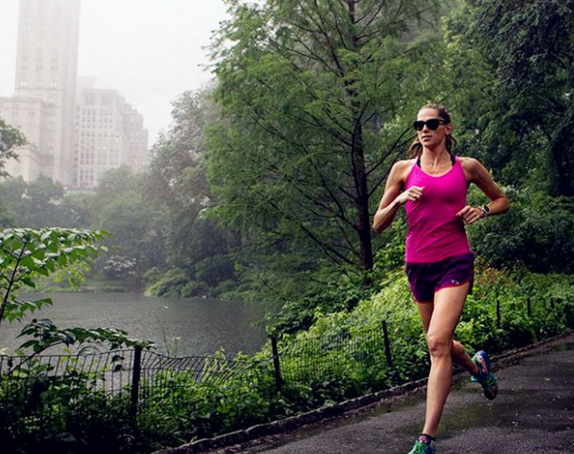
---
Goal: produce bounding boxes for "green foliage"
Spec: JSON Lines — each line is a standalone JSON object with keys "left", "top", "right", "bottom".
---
{"left": 256, "top": 264, "right": 573, "bottom": 419}
{"left": 206, "top": 0, "right": 447, "bottom": 288}
{"left": 467, "top": 188, "right": 574, "bottom": 273}
{"left": 0, "top": 228, "right": 106, "bottom": 328}
{"left": 0, "top": 176, "right": 70, "bottom": 228}
{"left": 144, "top": 88, "right": 238, "bottom": 296}
{"left": 144, "top": 268, "right": 189, "bottom": 298}
{"left": 0, "top": 168, "right": 168, "bottom": 286}
{"left": 97, "top": 190, "right": 165, "bottom": 281}
{"left": 265, "top": 267, "right": 375, "bottom": 335}
{"left": 455, "top": 267, "right": 574, "bottom": 352}
{"left": 0, "top": 227, "right": 154, "bottom": 453}
{"left": 2, "top": 265, "right": 573, "bottom": 454}
{"left": 0, "top": 227, "right": 153, "bottom": 355}
{"left": 460, "top": 0, "right": 574, "bottom": 195}
{"left": 131, "top": 353, "right": 278, "bottom": 449}
{"left": 3, "top": 2, "right": 574, "bottom": 449}
{"left": 0, "top": 357, "right": 148, "bottom": 454}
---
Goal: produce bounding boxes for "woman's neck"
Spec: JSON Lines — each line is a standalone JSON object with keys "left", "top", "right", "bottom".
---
{"left": 420, "top": 147, "right": 450, "bottom": 167}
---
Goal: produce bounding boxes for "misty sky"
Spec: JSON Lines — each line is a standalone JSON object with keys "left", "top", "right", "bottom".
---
{"left": 0, "top": 0, "right": 230, "bottom": 146}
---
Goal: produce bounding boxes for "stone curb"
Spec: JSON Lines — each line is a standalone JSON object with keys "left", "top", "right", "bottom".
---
{"left": 152, "top": 331, "right": 574, "bottom": 454}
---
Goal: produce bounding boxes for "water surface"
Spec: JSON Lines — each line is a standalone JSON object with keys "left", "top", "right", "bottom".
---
{"left": 0, "top": 292, "right": 267, "bottom": 357}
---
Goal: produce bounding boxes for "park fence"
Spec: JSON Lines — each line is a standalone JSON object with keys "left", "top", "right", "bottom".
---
{"left": 0, "top": 348, "right": 242, "bottom": 434}
{"left": 0, "top": 319, "right": 399, "bottom": 435}
{"left": 1, "top": 294, "right": 572, "bottom": 440}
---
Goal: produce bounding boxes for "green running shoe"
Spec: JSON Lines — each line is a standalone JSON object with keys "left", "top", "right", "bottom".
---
{"left": 471, "top": 350, "right": 498, "bottom": 400}
{"left": 408, "top": 436, "right": 436, "bottom": 454}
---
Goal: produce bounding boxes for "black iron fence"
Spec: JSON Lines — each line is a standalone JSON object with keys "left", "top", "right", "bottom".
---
{"left": 0, "top": 320, "right": 397, "bottom": 433}
{"left": 0, "top": 347, "right": 247, "bottom": 434}
{"left": 1, "top": 293, "right": 572, "bottom": 440}
{"left": 270, "top": 321, "right": 395, "bottom": 392}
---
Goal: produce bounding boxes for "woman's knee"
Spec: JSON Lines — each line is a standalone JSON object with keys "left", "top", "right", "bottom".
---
{"left": 426, "top": 333, "right": 452, "bottom": 358}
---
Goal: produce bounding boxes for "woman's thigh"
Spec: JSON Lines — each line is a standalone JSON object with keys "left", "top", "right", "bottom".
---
{"left": 426, "top": 283, "right": 470, "bottom": 341}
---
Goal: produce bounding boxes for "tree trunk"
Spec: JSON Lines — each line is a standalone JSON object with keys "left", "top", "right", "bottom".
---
{"left": 352, "top": 123, "right": 375, "bottom": 271}
{"left": 550, "top": 68, "right": 574, "bottom": 197}
{"left": 347, "top": 0, "right": 374, "bottom": 271}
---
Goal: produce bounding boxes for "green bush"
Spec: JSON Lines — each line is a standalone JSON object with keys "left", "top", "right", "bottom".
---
{"left": 144, "top": 268, "right": 189, "bottom": 297}
{"left": 468, "top": 189, "right": 574, "bottom": 273}
{"left": 3, "top": 265, "right": 573, "bottom": 454}
{"left": 136, "top": 353, "right": 277, "bottom": 449}
{"left": 180, "top": 280, "right": 209, "bottom": 297}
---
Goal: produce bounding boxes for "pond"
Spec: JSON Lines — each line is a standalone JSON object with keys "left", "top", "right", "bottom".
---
{"left": 0, "top": 292, "right": 268, "bottom": 358}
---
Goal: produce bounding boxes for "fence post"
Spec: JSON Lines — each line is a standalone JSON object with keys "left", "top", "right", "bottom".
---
{"left": 496, "top": 298, "right": 501, "bottom": 329}
{"left": 381, "top": 320, "right": 393, "bottom": 370}
{"left": 130, "top": 345, "right": 142, "bottom": 417}
{"left": 271, "top": 336, "right": 283, "bottom": 393}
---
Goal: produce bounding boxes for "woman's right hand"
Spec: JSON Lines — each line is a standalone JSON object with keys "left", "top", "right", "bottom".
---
{"left": 373, "top": 161, "right": 421, "bottom": 233}
{"left": 395, "top": 186, "right": 424, "bottom": 206}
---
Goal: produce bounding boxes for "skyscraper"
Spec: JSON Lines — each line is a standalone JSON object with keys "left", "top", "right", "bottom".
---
{"left": 123, "top": 103, "right": 149, "bottom": 173}
{"left": 0, "top": 96, "right": 54, "bottom": 181}
{"left": 74, "top": 83, "right": 149, "bottom": 189}
{"left": 1, "top": 0, "right": 149, "bottom": 189}
{"left": 14, "top": 0, "right": 81, "bottom": 185}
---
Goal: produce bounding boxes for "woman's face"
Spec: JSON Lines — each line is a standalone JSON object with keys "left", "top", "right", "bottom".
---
{"left": 416, "top": 108, "right": 452, "bottom": 149}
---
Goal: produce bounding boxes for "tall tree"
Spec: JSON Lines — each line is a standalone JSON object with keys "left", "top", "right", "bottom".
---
{"left": 471, "top": 0, "right": 574, "bottom": 196}
{"left": 207, "top": 0, "right": 444, "bottom": 280}
{"left": 92, "top": 167, "right": 166, "bottom": 282}
{"left": 0, "top": 176, "right": 69, "bottom": 228}
{"left": 146, "top": 88, "right": 237, "bottom": 291}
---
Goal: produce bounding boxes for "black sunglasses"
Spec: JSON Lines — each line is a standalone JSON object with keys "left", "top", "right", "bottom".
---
{"left": 413, "top": 119, "right": 447, "bottom": 131}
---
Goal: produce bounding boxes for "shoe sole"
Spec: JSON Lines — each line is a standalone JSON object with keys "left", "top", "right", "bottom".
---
{"left": 475, "top": 352, "right": 498, "bottom": 400}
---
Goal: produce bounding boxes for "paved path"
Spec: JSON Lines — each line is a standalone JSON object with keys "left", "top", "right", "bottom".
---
{"left": 215, "top": 335, "right": 574, "bottom": 454}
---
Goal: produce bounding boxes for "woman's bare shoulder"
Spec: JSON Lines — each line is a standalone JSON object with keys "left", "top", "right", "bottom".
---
{"left": 459, "top": 156, "right": 490, "bottom": 182}
{"left": 458, "top": 156, "right": 482, "bottom": 170}
{"left": 391, "top": 158, "right": 417, "bottom": 178}
{"left": 382, "top": 158, "right": 416, "bottom": 194}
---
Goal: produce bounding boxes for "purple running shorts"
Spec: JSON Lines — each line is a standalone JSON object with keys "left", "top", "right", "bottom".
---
{"left": 406, "top": 252, "right": 475, "bottom": 303}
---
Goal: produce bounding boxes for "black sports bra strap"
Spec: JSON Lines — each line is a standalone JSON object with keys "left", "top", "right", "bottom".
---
{"left": 416, "top": 154, "right": 455, "bottom": 168}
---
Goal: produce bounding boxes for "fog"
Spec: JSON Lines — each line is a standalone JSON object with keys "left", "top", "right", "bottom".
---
{"left": 0, "top": 0, "right": 229, "bottom": 144}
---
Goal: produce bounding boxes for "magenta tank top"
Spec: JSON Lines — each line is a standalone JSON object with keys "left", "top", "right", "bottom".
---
{"left": 404, "top": 156, "right": 471, "bottom": 263}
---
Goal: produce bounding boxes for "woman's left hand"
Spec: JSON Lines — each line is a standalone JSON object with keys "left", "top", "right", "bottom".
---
{"left": 457, "top": 205, "right": 484, "bottom": 225}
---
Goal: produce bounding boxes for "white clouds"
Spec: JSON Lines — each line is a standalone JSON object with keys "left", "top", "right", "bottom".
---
{"left": 0, "top": 0, "right": 229, "bottom": 145}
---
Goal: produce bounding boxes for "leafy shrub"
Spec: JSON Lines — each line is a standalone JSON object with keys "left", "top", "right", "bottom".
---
{"left": 3, "top": 260, "right": 573, "bottom": 454}
{"left": 468, "top": 189, "right": 574, "bottom": 273}
{"left": 144, "top": 268, "right": 189, "bottom": 297}
{"left": 180, "top": 280, "right": 209, "bottom": 297}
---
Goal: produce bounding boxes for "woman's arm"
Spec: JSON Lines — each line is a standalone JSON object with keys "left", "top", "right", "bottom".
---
{"left": 373, "top": 160, "right": 421, "bottom": 233}
{"left": 458, "top": 157, "right": 510, "bottom": 225}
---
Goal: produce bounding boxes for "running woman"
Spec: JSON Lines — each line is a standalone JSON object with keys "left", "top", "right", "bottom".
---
{"left": 372, "top": 104, "right": 509, "bottom": 454}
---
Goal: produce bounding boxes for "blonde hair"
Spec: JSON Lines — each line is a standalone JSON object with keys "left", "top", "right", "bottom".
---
{"left": 408, "top": 103, "right": 458, "bottom": 158}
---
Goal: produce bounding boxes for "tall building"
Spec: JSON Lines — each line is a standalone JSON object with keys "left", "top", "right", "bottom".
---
{"left": 74, "top": 87, "right": 148, "bottom": 189}
{"left": 0, "top": 96, "right": 55, "bottom": 180}
{"left": 123, "top": 103, "right": 149, "bottom": 173}
{"left": 1, "top": 0, "right": 148, "bottom": 188}
{"left": 13, "top": 0, "right": 81, "bottom": 185}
